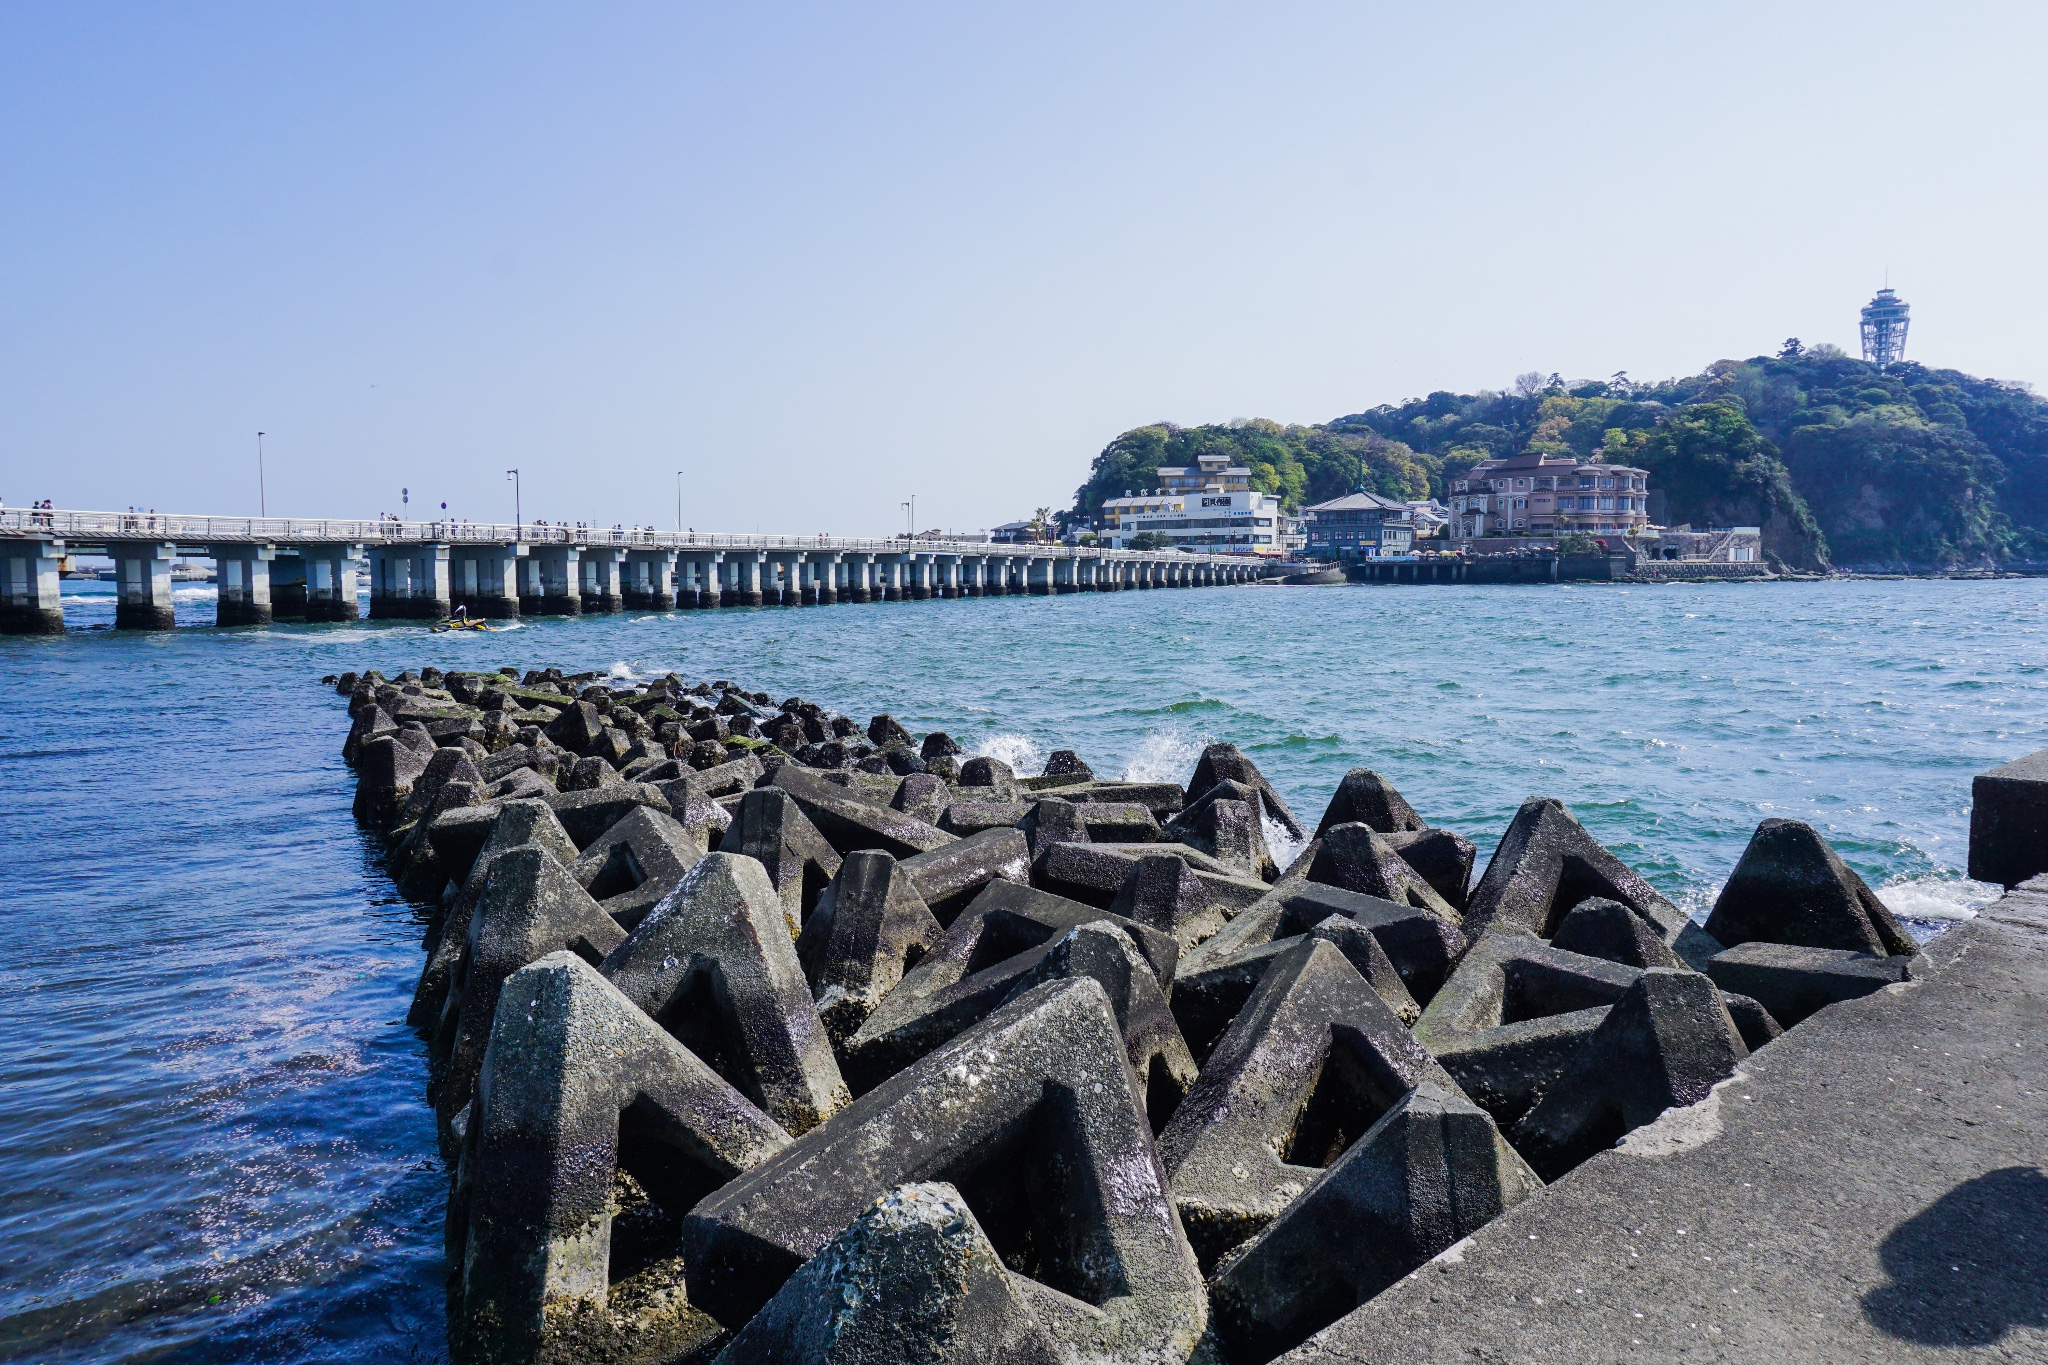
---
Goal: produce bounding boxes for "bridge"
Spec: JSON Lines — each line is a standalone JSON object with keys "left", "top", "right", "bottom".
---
{"left": 0, "top": 508, "right": 1275, "bottom": 633}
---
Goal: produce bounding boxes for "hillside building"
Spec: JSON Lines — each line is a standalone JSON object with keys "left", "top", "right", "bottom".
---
{"left": 1302, "top": 491, "right": 1417, "bottom": 560}
{"left": 1101, "top": 451, "right": 1287, "bottom": 554}
{"left": 1448, "top": 450, "right": 1652, "bottom": 540}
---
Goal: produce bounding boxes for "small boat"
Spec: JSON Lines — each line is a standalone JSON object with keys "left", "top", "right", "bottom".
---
{"left": 430, "top": 617, "right": 492, "bottom": 633}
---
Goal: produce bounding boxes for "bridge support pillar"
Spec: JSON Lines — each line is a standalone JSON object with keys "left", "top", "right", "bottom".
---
{"left": 1053, "top": 557, "right": 1077, "bottom": 594}
{"left": 0, "top": 538, "right": 65, "bottom": 634}
{"left": 453, "top": 544, "right": 522, "bottom": 618}
{"left": 366, "top": 543, "right": 450, "bottom": 620}
{"left": 623, "top": 548, "right": 675, "bottom": 610}
{"left": 111, "top": 542, "right": 178, "bottom": 630}
{"left": 300, "top": 546, "right": 362, "bottom": 621}
{"left": 810, "top": 552, "right": 840, "bottom": 605}
{"left": 523, "top": 545, "right": 582, "bottom": 615}
{"left": 580, "top": 547, "right": 625, "bottom": 613}
{"left": 728, "top": 552, "right": 764, "bottom": 607}
{"left": 908, "top": 554, "right": 933, "bottom": 601}
{"left": 212, "top": 544, "right": 275, "bottom": 627}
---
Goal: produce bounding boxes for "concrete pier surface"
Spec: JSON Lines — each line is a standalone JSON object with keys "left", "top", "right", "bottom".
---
{"left": 1280, "top": 883, "right": 2048, "bottom": 1365}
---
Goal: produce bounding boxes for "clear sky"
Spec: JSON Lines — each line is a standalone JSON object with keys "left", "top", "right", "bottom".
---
{"left": 3, "top": 3, "right": 2044, "bottom": 535}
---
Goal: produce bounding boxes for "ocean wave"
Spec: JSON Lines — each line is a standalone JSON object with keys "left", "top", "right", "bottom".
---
{"left": 1876, "top": 873, "right": 1998, "bottom": 925}
{"left": 974, "top": 732, "right": 1043, "bottom": 775}
{"left": 1120, "top": 727, "right": 1210, "bottom": 785}
{"left": 1264, "top": 816, "right": 1306, "bottom": 874}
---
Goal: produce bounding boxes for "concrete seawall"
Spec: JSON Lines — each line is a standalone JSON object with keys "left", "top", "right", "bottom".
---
{"left": 1281, "top": 882, "right": 2048, "bottom": 1363}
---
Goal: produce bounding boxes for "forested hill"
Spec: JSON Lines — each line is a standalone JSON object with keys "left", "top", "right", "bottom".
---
{"left": 1069, "top": 345, "right": 2048, "bottom": 572}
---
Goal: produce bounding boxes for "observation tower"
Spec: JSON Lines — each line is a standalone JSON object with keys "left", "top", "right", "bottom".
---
{"left": 1860, "top": 287, "right": 1910, "bottom": 368}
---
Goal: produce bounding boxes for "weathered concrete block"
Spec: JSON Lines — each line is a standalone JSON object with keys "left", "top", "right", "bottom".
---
{"left": 682, "top": 978, "right": 1209, "bottom": 1361}
{"left": 733, "top": 788, "right": 843, "bottom": 938}
{"left": 1312, "top": 767, "right": 1427, "bottom": 838}
{"left": 1550, "top": 896, "right": 1685, "bottom": 969}
{"left": 1168, "top": 784, "right": 1273, "bottom": 882}
{"left": 1305, "top": 823, "right": 1461, "bottom": 925}
{"left": 1020, "top": 796, "right": 1092, "bottom": 861}
{"left": 353, "top": 734, "right": 431, "bottom": 829}
{"left": 569, "top": 804, "right": 707, "bottom": 930}
{"left": 1969, "top": 748, "right": 2048, "bottom": 888}
{"left": 454, "top": 953, "right": 788, "bottom": 1365}
{"left": 798, "top": 850, "right": 944, "bottom": 1045}
{"left": 542, "top": 699, "right": 606, "bottom": 752}
{"left": 1107, "top": 853, "right": 1226, "bottom": 951}
{"left": 434, "top": 844, "right": 628, "bottom": 1145}
{"left": 1188, "top": 742, "right": 1307, "bottom": 841}
{"left": 1062, "top": 780, "right": 1186, "bottom": 819}
{"left": 1463, "top": 798, "right": 1721, "bottom": 968}
{"left": 889, "top": 771, "right": 950, "bottom": 825}
{"left": 1704, "top": 818, "right": 1916, "bottom": 958}
{"left": 1703, "top": 940, "right": 1911, "bottom": 1026}
{"left": 955, "top": 755, "right": 1020, "bottom": 800}
{"left": 1378, "top": 827, "right": 1476, "bottom": 913}
{"left": 773, "top": 764, "right": 960, "bottom": 859}
{"left": 1509, "top": 968, "right": 1746, "bottom": 1179}
{"left": 1184, "top": 877, "right": 1468, "bottom": 1009}
{"left": 601, "top": 853, "right": 851, "bottom": 1135}
{"left": 342, "top": 703, "right": 398, "bottom": 765}
{"left": 1035, "top": 839, "right": 1269, "bottom": 921}
{"left": 1720, "top": 989, "right": 1784, "bottom": 1050}
{"left": 690, "top": 752, "right": 766, "bottom": 798}
{"left": 896, "top": 827, "right": 1030, "bottom": 926}
{"left": 1209, "top": 1081, "right": 1542, "bottom": 1364}
{"left": 1413, "top": 932, "right": 1643, "bottom": 1128}
{"left": 713, "top": 1182, "right": 1061, "bottom": 1364}
{"left": 1042, "top": 748, "right": 1094, "bottom": 781}
{"left": 539, "top": 783, "right": 669, "bottom": 849}
{"left": 938, "top": 800, "right": 1030, "bottom": 837}
{"left": 1160, "top": 939, "right": 1449, "bottom": 1268}
{"left": 651, "top": 775, "right": 734, "bottom": 847}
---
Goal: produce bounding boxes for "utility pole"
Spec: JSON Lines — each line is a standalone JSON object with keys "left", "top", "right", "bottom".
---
{"left": 507, "top": 469, "right": 520, "bottom": 527}
{"left": 901, "top": 495, "right": 916, "bottom": 538}
{"left": 256, "top": 432, "right": 267, "bottom": 517}
{"left": 676, "top": 470, "right": 685, "bottom": 532}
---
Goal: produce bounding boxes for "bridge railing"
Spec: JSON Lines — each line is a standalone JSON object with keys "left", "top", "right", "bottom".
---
{"left": 0, "top": 508, "right": 1272, "bottom": 564}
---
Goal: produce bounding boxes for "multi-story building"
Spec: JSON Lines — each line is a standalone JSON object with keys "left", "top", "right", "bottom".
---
{"left": 1301, "top": 491, "right": 1417, "bottom": 560}
{"left": 1448, "top": 450, "right": 1652, "bottom": 540}
{"left": 1101, "top": 451, "right": 1287, "bottom": 554}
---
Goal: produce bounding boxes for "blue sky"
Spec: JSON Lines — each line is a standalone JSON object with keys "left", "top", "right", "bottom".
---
{"left": 3, "top": 3, "right": 2043, "bottom": 534}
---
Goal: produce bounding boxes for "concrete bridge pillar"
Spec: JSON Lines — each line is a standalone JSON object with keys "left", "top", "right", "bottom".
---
{"left": 212, "top": 544, "right": 275, "bottom": 627}
{"left": 522, "top": 545, "right": 582, "bottom": 614}
{"left": 299, "top": 547, "right": 361, "bottom": 621}
{"left": 110, "top": 542, "right": 179, "bottom": 629}
{"left": 579, "top": 547, "right": 625, "bottom": 613}
{"left": 270, "top": 555, "right": 307, "bottom": 618}
{"left": 906, "top": 554, "right": 931, "bottom": 601}
{"left": 980, "top": 556, "right": 1005, "bottom": 597}
{"left": 938, "top": 555, "right": 961, "bottom": 598}
{"left": 878, "top": 555, "right": 903, "bottom": 602}
{"left": 962, "top": 556, "right": 985, "bottom": 597}
{"left": 453, "top": 544, "right": 523, "bottom": 618}
{"left": 842, "top": 554, "right": 869, "bottom": 603}
{"left": 1024, "top": 556, "right": 1049, "bottom": 596}
{"left": 810, "top": 552, "right": 840, "bottom": 604}
{"left": 731, "top": 551, "right": 765, "bottom": 607}
{"left": 0, "top": 537, "right": 65, "bottom": 634}
{"left": 765, "top": 552, "right": 803, "bottom": 605}
{"left": 624, "top": 548, "right": 676, "bottom": 609}
{"left": 1053, "top": 557, "right": 1076, "bottom": 594}
{"left": 367, "top": 543, "right": 451, "bottom": 620}
{"left": 674, "top": 553, "right": 711, "bottom": 607}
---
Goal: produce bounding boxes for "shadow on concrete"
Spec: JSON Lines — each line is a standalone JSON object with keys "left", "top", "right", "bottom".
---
{"left": 1862, "top": 1166, "right": 2048, "bottom": 1347}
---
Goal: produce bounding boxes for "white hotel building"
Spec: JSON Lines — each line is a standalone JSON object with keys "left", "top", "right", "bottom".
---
{"left": 1101, "top": 452, "right": 1289, "bottom": 554}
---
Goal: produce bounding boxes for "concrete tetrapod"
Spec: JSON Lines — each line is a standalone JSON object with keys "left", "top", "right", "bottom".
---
{"left": 600, "top": 853, "right": 850, "bottom": 1135}
{"left": 682, "top": 977, "right": 1211, "bottom": 1362}
{"left": 773, "top": 764, "right": 960, "bottom": 860}
{"left": 1187, "top": 742, "right": 1307, "bottom": 842}
{"left": 1509, "top": 967, "right": 1748, "bottom": 1180}
{"left": 1161, "top": 939, "right": 1450, "bottom": 1269}
{"left": 433, "top": 844, "right": 629, "bottom": 1148}
{"left": 1303, "top": 824, "right": 1462, "bottom": 925}
{"left": 840, "top": 909, "right": 1195, "bottom": 1117}
{"left": 797, "top": 849, "right": 945, "bottom": 1046}
{"left": 1207, "top": 1080, "right": 1543, "bottom": 1365}
{"left": 732, "top": 788, "right": 843, "bottom": 938}
{"left": 1461, "top": 797, "right": 1723, "bottom": 968}
{"left": 1374, "top": 828, "right": 1476, "bottom": 913}
{"left": 1183, "top": 878, "right": 1468, "bottom": 1009}
{"left": 411, "top": 800, "right": 581, "bottom": 1030}
{"left": 1704, "top": 940, "right": 1912, "bottom": 1027}
{"left": 1703, "top": 818, "right": 1917, "bottom": 958}
{"left": 454, "top": 953, "right": 790, "bottom": 1365}
{"left": 1170, "top": 917, "right": 1421, "bottom": 1067}
{"left": 895, "top": 827, "right": 1031, "bottom": 926}
{"left": 713, "top": 1182, "right": 1062, "bottom": 1365}
{"left": 1412, "top": 932, "right": 1643, "bottom": 1129}
{"left": 1107, "top": 854, "right": 1227, "bottom": 953}
{"left": 568, "top": 804, "right": 707, "bottom": 931}
{"left": 1311, "top": 768, "right": 1427, "bottom": 839}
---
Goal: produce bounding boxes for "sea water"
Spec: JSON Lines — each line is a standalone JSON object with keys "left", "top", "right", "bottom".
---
{"left": 5, "top": 577, "right": 2044, "bottom": 1362}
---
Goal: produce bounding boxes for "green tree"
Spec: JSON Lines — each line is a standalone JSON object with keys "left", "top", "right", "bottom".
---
{"left": 1637, "top": 402, "right": 1829, "bottom": 571}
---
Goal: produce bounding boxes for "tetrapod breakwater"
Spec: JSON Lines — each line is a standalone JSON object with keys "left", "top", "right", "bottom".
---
{"left": 328, "top": 660, "right": 2027, "bottom": 1365}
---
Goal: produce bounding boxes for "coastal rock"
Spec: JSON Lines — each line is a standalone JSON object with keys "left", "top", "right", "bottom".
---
{"left": 732, "top": 789, "right": 843, "bottom": 937}
{"left": 797, "top": 850, "right": 944, "bottom": 1045}
{"left": 1313, "top": 767, "right": 1427, "bottom": 838}
{"left": 1703, "top": 818, "right": 1917, "bottom": 958}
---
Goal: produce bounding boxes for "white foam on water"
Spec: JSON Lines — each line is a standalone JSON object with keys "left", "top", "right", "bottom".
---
{"left": 171, "top": 587, "right": 218, "bottom": 602}
{"left": 1264, "top": 816, "right": 1307, "bottom": 874}
{"left": 1877, "top": 873, "right": 1999, "bottom": 924}
{"left": 974, "top": 733, "right": 1043, "bottom": 775}
{"left": 1120, "top": 727, "right": 1211, "bottom": 785}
